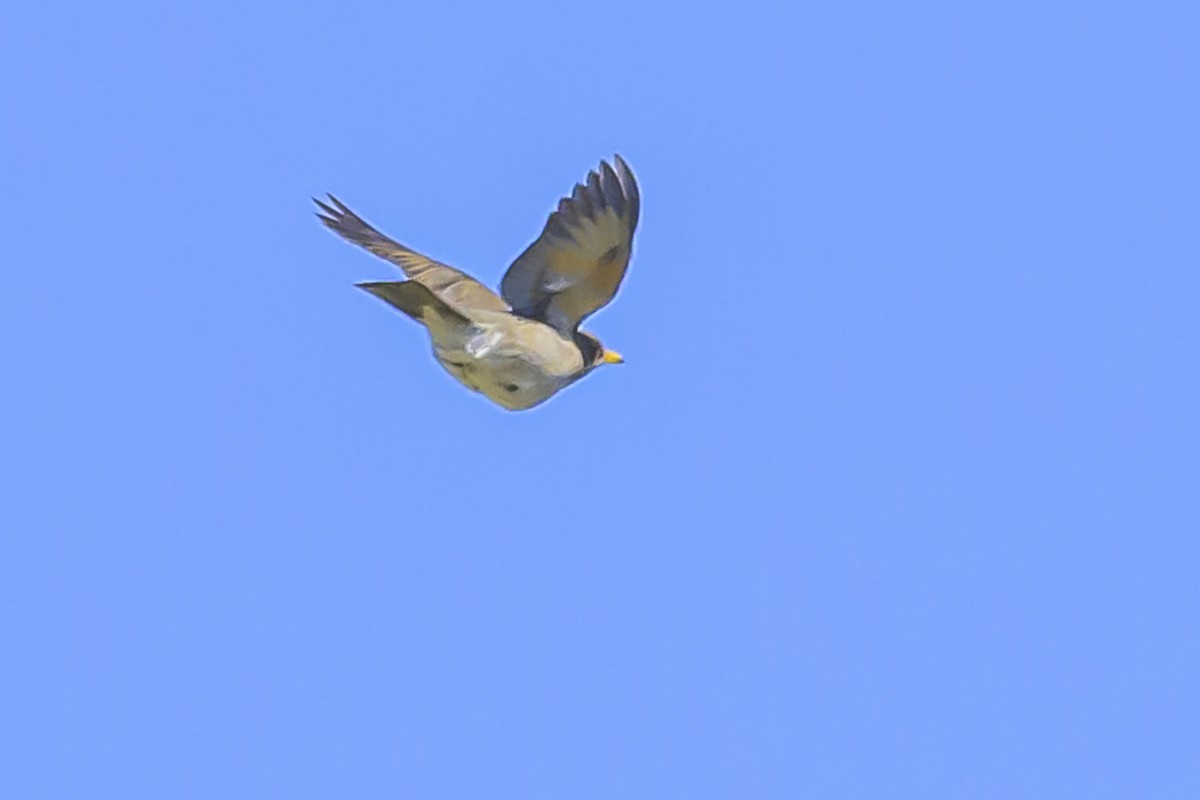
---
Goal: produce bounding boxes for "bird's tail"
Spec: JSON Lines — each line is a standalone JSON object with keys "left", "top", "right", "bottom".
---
{"left": 356, "top": 281, "right": 470, "bottom": 328}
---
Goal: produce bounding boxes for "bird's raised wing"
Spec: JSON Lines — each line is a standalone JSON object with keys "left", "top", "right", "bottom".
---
{"left": 500, "top": 155, "right": 640, "bottom": 334}
{"left": 315, "top": 195, "right": 510, "bottom": 313}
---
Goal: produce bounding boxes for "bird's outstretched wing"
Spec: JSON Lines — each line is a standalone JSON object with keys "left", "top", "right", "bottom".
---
{"left": 500, "top": 155, "right": 640, "bottom": 334}
{"left": 315, "top": 195, "right": 510, "bottom": 313}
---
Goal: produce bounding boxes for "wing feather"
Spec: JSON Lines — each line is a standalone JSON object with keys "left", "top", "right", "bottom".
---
{"left": 315, "top": 195, "right": 510, "bottom": 313}
{"left": 500, "top": 155, "right": 640, "bottom": 333}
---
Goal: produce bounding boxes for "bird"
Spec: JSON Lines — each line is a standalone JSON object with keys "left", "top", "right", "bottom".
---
{"left": 314, "top": 155, "right": 640, "bottom": 411}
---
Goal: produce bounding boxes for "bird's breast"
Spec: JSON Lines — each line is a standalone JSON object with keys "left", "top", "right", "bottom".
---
{"left": 433, "top": 346, "right": 578, "bottom": 411}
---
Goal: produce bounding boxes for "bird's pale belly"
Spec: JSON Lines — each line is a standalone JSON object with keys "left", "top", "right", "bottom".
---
{"left": 433, "top": 348, "right": 574, "bottom": 410}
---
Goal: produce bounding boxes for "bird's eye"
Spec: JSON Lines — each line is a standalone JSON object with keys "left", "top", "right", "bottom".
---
{"left": 504, "top": 383, "right": 520, "bottom": 393}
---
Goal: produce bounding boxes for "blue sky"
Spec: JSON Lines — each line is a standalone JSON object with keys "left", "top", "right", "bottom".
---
{"left": 2, "top": 1, "right": 1198, "bottom": 797}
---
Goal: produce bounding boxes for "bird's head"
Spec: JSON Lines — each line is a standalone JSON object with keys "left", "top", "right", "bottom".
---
{"left": 575, "top": 331, "right": 625, "bottom": 371}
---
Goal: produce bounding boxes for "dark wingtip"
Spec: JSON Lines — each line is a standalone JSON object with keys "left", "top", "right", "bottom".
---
{"left": 570, "top": 181, "right": 595, "bottom": 218}
{"left": 611, "top": 154, "right": 640, "bottom": 232}
{"left": 313, "top": 197, "right": 340, "bottom": 218}
{"left": 326, "top": 194, "right": 352, "bottom": 214}
{"left": 585, "top": 169, "right": 606, "bottom": 212}
{"left": 598, "top": 160, "right": 625, "bottom": 217}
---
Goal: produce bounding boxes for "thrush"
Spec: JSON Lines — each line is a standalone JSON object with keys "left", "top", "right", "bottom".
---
{"left": 315, "top": 155, "right": 639, "bottom": 411}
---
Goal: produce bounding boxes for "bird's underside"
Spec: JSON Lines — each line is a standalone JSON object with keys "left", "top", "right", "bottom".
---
{"left": 315, "top": 155, "right": 639, "bottom": 410}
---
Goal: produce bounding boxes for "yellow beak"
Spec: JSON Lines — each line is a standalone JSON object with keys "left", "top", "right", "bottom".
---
{"left": 602, "top": 349, "right": 625, "bottom": 365}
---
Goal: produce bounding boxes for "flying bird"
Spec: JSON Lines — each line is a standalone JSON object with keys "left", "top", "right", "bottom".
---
{"left": 315, "top": 155, "right": 640, "bottom": 411}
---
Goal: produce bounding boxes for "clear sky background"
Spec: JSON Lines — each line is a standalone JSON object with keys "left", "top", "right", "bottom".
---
{"left": 2, "top": 1, "right": 1198, "bottom": 797}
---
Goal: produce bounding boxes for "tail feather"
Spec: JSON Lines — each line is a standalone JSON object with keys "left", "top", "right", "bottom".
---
{"left": 357, "top": 281, "right": 470, "bottom": 327}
